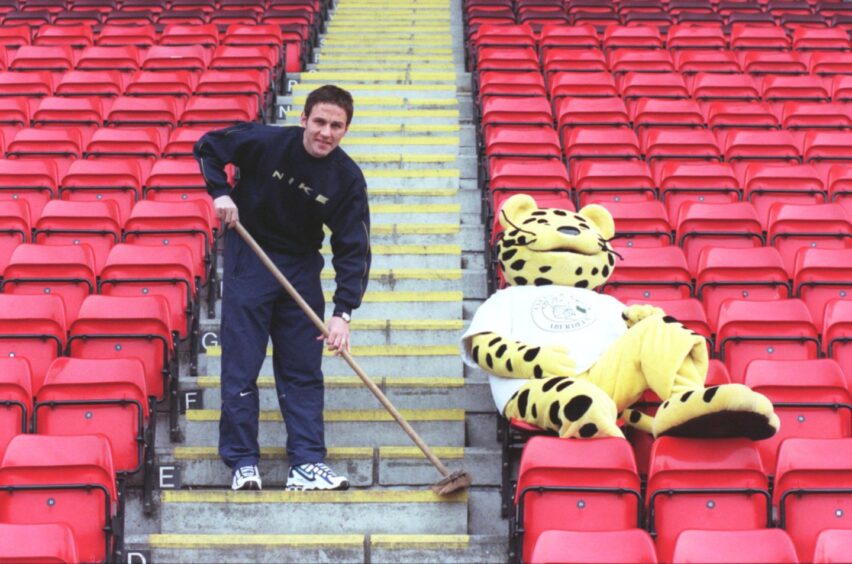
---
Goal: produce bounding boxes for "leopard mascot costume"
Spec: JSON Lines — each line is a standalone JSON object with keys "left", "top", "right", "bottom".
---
{"left": 461, "top": 194, "right": 779, "bottom": 441}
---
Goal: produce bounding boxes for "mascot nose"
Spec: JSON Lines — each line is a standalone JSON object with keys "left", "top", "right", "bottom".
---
{"left": 558, "top": 226, "right": 581, "bottom": 236}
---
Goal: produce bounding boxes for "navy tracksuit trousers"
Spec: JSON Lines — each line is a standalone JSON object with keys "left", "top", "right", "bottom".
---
{"left": 218, "top": 228, "right": 326, "bottom": 470}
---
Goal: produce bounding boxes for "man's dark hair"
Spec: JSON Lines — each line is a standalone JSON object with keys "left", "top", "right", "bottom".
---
{"left": 304, "top": 85, "right": 354, "bottom": 125}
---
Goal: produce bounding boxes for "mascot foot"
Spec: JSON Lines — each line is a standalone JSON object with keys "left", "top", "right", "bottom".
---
{"left": 653, "top": 384, "right": 780, "bottom": 440}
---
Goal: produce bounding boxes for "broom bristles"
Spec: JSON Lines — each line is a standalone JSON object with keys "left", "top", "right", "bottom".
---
{"left": 430, "top": 469, "right": 473, "bottom": 496}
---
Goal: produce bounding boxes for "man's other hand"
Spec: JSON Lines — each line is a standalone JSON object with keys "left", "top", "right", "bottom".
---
{"left": 319, "top": 316, "right": 350, "bottom": 355}
{"left": 214, "top": 194, "right": 239, "bottom": 227}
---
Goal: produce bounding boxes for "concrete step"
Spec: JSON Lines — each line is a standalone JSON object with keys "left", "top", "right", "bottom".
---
{"left": 188, "top": 376, "right": 489, "bottom": 411}
{"left": 290, "top": 83, "right": 457, "bottom": 99}
{"left": 157, "top": 489, "right": 468, "bottom": 535}
{"left": 363, "top": 168, "right": 459, "bottom": 189}
{"left": 180, "top": 407, "right": 465, "bottom": 447}
{"left": 126, "top": 533, "right": 508, "bottom": 563}
{"left": 201, "top": 344, "right": 463, "bottom": 377}
{"left": 297, "top": 71, "right": 456, "bottom": 85}
{"left": 321, "top": 243, "right": 460, "bottom": 269}
{"left": 155, "top": 445, "right": 499, "bottom": 488}
{"left": 372, "top": 202, "right": 460, "bottom": 223}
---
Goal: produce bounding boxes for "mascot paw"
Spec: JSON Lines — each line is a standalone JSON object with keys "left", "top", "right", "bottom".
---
{"left": 622, "top": 304, "right": 666, "bottom": 328}
{"left": 653, "top": 384, "right": 780, "bottom": 440}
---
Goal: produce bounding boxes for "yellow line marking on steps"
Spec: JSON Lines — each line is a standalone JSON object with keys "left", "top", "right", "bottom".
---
{"left": 380, "top": 446, "right": 464, "bottom": 459}
{"left": 300, "top": 72, "right": 456, "bottom": 82}
{"left": 369, "top": 187, "right": 458, "bottom": 197}
{"left": 293, "top": 97, "right": 457, "bottom": 106}
{"left": 204, "top": 344, "right": 461, "bottom": 357}
{"left": 187, "top": 408, "right": 464, "bottom": 422}
{"left": 162, "top": 490, "right": 467, "bottom": 503}
{"left": 353, "top": 109, "right": 459, "bottom": 118}
{"left": 353, "top": 154, "right": 457, "bottom": 164}
{"left": 368, "top": 224, "right": 459, "bottom": 235}
{"left": 348, "top": 124, "right": 461, "bottom": 134}
{"left": 371, "top": 535, "right": 470, "bottom": 549}
{"left": 316, "top": 64, "right": 457, "bottom": 72}
{"left": 321, "top": 244, "right": 461, "bottom": 255}
{"left": 172, "top": 446, "right": 373, "bottom": 460}
{"left": 294, "top": 84, "right": 454, "bottom": 93}
{"left": 148, "top": 534, "right": 365, "bottom": 549}
{"left": 320, "top": 290, "right": 462, "bottom": 302}
{"left": 364, "top": 168, "right": 459, "bottom": 178}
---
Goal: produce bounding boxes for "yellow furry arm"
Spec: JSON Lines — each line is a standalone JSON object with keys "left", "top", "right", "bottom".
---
{"left": 469, "top": 332, "right": 576, "bottom": 380}
{"left": 622, "top": 304, "right": 666, "bottom": 328}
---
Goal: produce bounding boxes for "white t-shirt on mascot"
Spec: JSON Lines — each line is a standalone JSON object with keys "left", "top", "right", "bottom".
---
{"left": 461, "top": 286, "right": 627, "bottom": 413}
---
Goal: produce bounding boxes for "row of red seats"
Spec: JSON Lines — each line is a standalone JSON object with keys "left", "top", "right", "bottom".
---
{"left": 466, "top": 2, "right": 852, "bottom": 29}
{"left": 470, "top": 22, "right": 852, "bottom": 51}
{"left": 0, "top": 434, "right": 123, "bottom": 562}
{"left": 483, "top": 71, "right": 852, "bottom": 106}
{"left": 513, "top": 435, "right": 852, "bottom": 563}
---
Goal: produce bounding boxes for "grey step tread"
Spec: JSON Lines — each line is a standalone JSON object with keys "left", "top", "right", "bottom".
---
{"left": 186, "top": 375, "right": 490, "bottom": 412}
{"left": 202, "top": 353, "right": 464, "bottom": 378}
{"left": 125, "top": 533, "right": 508, "bottom": 564}
{"left": 157, "top": 488, "right": 468, "bottom": 535}
{"left": 180, "top": 408, "right": 465, "bottom": 447}
{"left": 155, "top": 445, "right": 500, "bottom": 488}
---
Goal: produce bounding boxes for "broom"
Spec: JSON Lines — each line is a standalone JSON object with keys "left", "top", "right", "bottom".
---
{"left": 233, "top": 221, "right": 472, "bottom": 495}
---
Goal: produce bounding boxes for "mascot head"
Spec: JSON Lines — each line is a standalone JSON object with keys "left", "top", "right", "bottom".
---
{"left": 496, "top": 194, "right": 619, "bottom": 290}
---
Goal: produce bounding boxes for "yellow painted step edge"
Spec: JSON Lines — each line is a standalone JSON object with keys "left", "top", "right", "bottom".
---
{"left": 162, "top": 489, "right": 467, "bottom": 503}
{"left": 371, "top": 534, "right": 470, "bottom": 550}
{"left": 204, "top": 344, "right": 460, "bottom": 357}
{"left": 172, "top": 446, "right": 372, "bottom": 460}
{"left": 194, "top": 375, "right": 465, "bottom": 388}
{"left": 321, "top": 244, "right": 461, "bottom": 255}
{"left": 372, "top": 203, "right": 461, "bottom": 212}
{"left": 320, "top": 268, "right": 463, "bottom": 281}
{"left": 364, "top": 169, "right": 459, "bottom": 178}
{"left": 186, "top": 408, "right": 465, "bottom": 422}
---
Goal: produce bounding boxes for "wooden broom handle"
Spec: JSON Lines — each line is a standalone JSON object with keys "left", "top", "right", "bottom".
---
{"left": 233, "top": 221, "right": 453, "bottom": 478}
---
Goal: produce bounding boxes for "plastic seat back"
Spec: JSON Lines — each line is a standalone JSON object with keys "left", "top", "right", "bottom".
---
{"left": 531, "top": 529, "right": 657, "bottom": 564}
{"left": 0, "top": 294, "right": 65, "bottom": 395}
{"left": 0, "top": 434, "right": 117, "bottom": 563}
{"left": 515, "top": 436, "right": 641, "bottom": 564}
{"left": 60, "top": 158, "right": 145, "bottom": 224}
{"left": 672, "top": 529, "right": 798, "bottom": 564}
{"left": 676, "top": 201, "right": 764, "bottom": 274}
{"left": 793, "top": 247, "right": 852, "bottom": 331}
{"left": 824, "top": 299, "right": 852, "bottom": 376}
{"left": 602, "top": 246, "right": 692, "bottom": 301}
{"left": 771, "top": 204, "right": 851, "bottom": 275}
{"left": 606, "top": 200, "right": 673, "bottom": 248}
{"left": 0, "top": 357, "right": 30, "bottom": 461}
{"left": 0, "top": 158, "right": 60, "bottom": 220}
{"left": 647, "top": 437, "right": 770, "bottom": 563}
{"left": 655, "top": 161, "right": 741, "bottom": 221}
{"left": 813, "top": 529, "right": 852, "bottom": 564}
{"left": 572, "top": 160, "right": 655, "bottom": 206}
{"left": 775, "top": 438, "right": 852, "bottom": 562}
{"left": 0, "top": 522, "right": 78, "bottom": 564}
{"left": 0, "top": 199, "right": 28, "bottom": 272}
{"left": 35, "top": 357, "right": 149, "bottom": 474}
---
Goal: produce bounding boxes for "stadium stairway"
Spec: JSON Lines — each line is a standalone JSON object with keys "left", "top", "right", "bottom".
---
{"left": 124, "top": 0, "right": 509, "bottom": 562}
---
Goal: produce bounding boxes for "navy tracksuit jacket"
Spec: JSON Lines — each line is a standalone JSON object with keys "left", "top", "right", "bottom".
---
{"left": 194, "top": 123, "right": 371, "bottom": 470}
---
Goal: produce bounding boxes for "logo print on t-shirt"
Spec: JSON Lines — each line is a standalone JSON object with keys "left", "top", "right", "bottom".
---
{"left": 531, "top": 292, "right": 596, "bottom": 332}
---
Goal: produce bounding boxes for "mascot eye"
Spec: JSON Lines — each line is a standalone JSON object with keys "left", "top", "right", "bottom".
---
{"left": 558, "top": 226, "right": 581, "bottom": 236}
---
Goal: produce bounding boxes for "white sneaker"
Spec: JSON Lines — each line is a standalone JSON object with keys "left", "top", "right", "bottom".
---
{"left": 286, "top": 462, "right": 350, "bottom": 491}
{"left": 232, "top": 465, "right": 262, "bottom": 490}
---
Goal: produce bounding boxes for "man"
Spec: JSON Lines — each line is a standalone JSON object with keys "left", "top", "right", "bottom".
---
{"left": 194, "top": 85, "right": 371, "bottom": 491}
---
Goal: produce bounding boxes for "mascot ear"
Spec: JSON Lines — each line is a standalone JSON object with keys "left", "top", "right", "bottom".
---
{"left": 498, "top": 194, "right": 538, "bottom": 230}
{"left": 578, "top": 204, "right": 615, "bottom": 240}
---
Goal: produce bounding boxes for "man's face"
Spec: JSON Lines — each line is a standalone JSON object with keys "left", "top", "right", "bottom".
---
{"left": 300, "top": 102, "right": 349, "bottom": 158}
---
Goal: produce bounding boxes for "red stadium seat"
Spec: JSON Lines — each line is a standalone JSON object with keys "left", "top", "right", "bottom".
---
{"left": 716, "top": 298, "right": 820, "bottom": 383}
{"left": 162, "top": 127, "right": 210, "bottom": 158}
{"left": 6, "top": 127, "right": 85, "bottom": 160}
{"left": 125, "top": 70, "right": 198, "bottom": 98}
{"left": 100, "top": 243, "right": 196, "bottom": 342}
{"left": 667, "top": 24, "right": 727, "bottom": 50}
{"left": 770, "top": 203, "right": 851, "bottom": 269}
{"left": 803, "top": 131, "right": 852, "bottom": 163}
{"left": 0, "top": 158, "right": 59, "bottom": 222}
{"left": 55, "top": 69, "right": 126, "bottom": 98}
{"left": 530, "top": 529, "right": 657, "bottom": 564}
{"left": 618, "top": 72, "right": 689, "bottom": 100}
{"left": 96, "top": 24, "right": 157, "bottom": 48}
{"left": 142, "top": 45, "right": 211, "bottom": 72}
{"left": 793, "top": 27, "right": 852, "bottom": 51}
{"left": 36, "top": 357, "right": 150, "bottom": 479}
{"left": 60, "top": 158, "right": 145, "bottom": 223}
{"left": 514, "top": 436, "right": 641, "bottom": 564}
{"left": 0, "top": 70, "right": 55, "bottom": 98}
{"left": 196, "top": 69, "right": 270, "bottom": 117}
{"left": 32, "top": 96, "right": 104, "bottom": 128}
{"left": 478, "top": 71, "right": 547, "bottom": 99}
{"left": 608, "top": 48, "right": 674, "bottom": 74}
{"left": 160, "top": 23, "right": 219, "bottom": 46}
{"left": 641, "top": 128, "right": 721, "bottom": 162}
{"left": 33, "top": 199, "right": 121, "bottom": 272}
{"left": 84, "top": 127, "right": 162, "bottom": 160}
{"left": 813, "top": 529, "right": 852, "bottom": 564}
{"left": 556, "top": 97, "right": 629, "bottom": 132}
{"left": 775, "top": 438, "right": 852, "bottom": 562}
{"left": 8, "top": 45, "right": 75, "bottom": 72}
{"left": 484, "top": 125, "right": 561, "bottom": 159}
{"left": 0, "top": 357, "right": 30, "bottom": 460}
{"left": 703, "top": 100, "right": 780, "bottom": 130}
{"left": 647, "top": 437, "right": 770, "bottom": 563}
{"left": 542, "top": 48, "right": 607, "bottom": 75}
{"left": 744, "top": 164, "right": 827, "bottom": 227}
{"left": 672, "top": 529, "right": 798, "bottom": 564}
{"left": 654, "top": 161, "right": 741, "bottom": 221}
{"left": 471, "top": 23, "right": 536, "bottom": 49}
{"left": 696, "top": 246, "right": 791, "bottom": 333}
{"left": 539, "top": 24, "right": 599, "bottom": 50}
{"left": 781, "top": 101, "right": 852, "bottom": 130}
{"left": 0, "top": 26, "right": 32, "bottom": 49}
{"left": 2, "top": 243, "right": 96, "bottom": 321}
{"left": 179, "top": 94, "right": 258, "bottom": 127}
{"left": 572, "top": 160, "right": 655, "bottom": 206}
{"left": 0, "top": 434, "right": 118, "bottom": 563}
{"left": 143, "top": 157, "right": 208, "bottom": 202}
{"left": 825, "top": 164, "right": 852, "bottom": 217}
{"left": 0, "top": 199, "right": 27, "bottom": 273}
{"left": 762, "top": 74, "right": 832, "bottom": 102}
{"left": 0, "top": 522, "right": 78, "bottom": 564}
{"left": 481, "top": 96, "right": 553, "bottom": 129}
{"left": 745, "top": 358, "right": 851, "bottom": 473}
{"left": 824, "top": 299, "right": 852, "bottom": 377}
{"left": 76, "top": 45, "right": 142, "bottom": 72}
{"left": 34, "top": 24, "right": 93, "bottom": 48}
{"left": 629, "top": 98, "right": 705, "bottom": 129}
{"left": 603, "top": 246, "right": 693, "bottom": 300}
{"left": 476, "top": 46, "right": 539, "bottom": 73}
{"left": 805, "top": 51, "right": 852, "bottom": 76}
{"left": 602, "top": 25, "right": 663, "bottom": 49}
{"left": 831, "top": 75, "right": 852, "bottom": 102}
{"left": 730, "top": 24, "right": 790, "bottom": 49}
{"left": 720, "top": 129, "right": 800, "bottom": 163}
{"left": 676, "top": 201, "right": 764, "bottom": 274}
{"left": 739, "top": 51, "right": 808, "bottom": 76}
{"left": 548, "top": 72, "right": 617, "bottom": 101}
{"left": 687, "top": 72, "right": 761, "bottom": 102}
{"left": 105, "top": 95, "right": 183, "bottom": 129}
{"left": 564, "top": 127, "right": 641, "bottom": 161}
{"left": 674, "top": 50, "right": 742, "bottom": 74}
{"left": 0, "top": 294, "right": 65, "bottom": 395}
{"left": 793, "top": 247, "right": 852, "bottom": 330}
{"left": 605, "top": 200, "right": 673, "bottom": 248}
